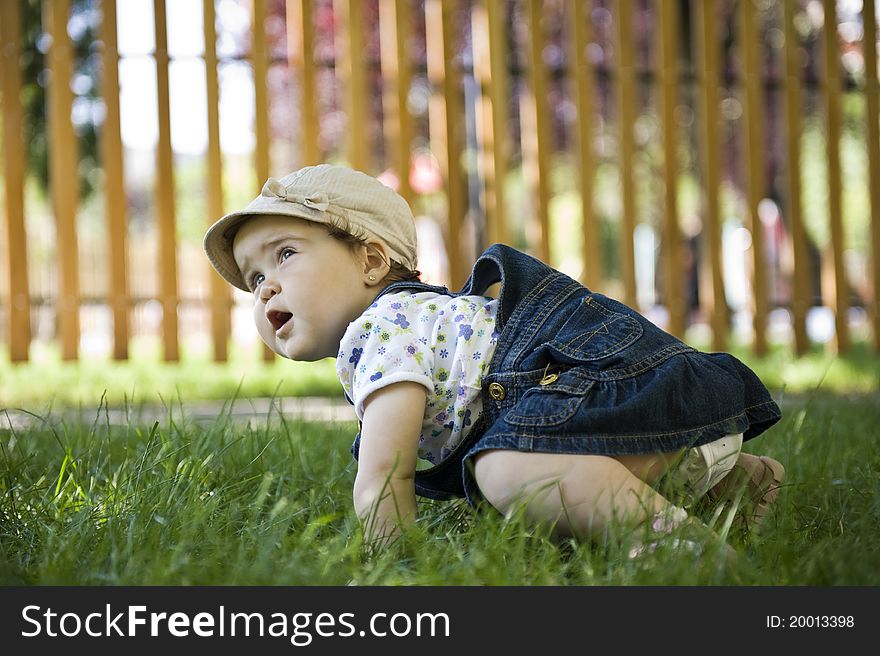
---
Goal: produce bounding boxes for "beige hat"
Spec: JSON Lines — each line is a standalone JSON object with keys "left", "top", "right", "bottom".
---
{"left": 203, "top": 164, "right": 418, "bottom": 292}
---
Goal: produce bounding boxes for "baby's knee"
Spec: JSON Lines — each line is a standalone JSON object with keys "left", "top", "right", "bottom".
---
{"left": 473, "top": 449, "right": 582, "bottom": 515}
{"left": 473, "top": 449, "right": 524, "bottom": 514}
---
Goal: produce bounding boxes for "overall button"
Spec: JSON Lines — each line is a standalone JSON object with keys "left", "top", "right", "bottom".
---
{"left": 488, "top": 382, "right": 506, "bottom": 401}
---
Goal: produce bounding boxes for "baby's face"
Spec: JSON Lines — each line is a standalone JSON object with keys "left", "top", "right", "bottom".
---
{"left": 232, "top": 215, "right": 375, "bottom": 361}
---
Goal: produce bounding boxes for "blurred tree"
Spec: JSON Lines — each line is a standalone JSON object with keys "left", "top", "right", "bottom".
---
{"left": 20, "top": 0, "right": 101, "bottom": 200}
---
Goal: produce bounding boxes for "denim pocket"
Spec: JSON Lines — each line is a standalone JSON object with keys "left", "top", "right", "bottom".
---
{"left": 504, "top": 371, "right": 594, "bottom": 427}
{"left": 546, "top": 295, "right": 643, "bottom": 362}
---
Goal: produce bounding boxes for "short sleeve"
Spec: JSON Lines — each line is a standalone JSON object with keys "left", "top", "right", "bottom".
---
{"left": 336, "top": 298, "right": 434, "bottom": 419}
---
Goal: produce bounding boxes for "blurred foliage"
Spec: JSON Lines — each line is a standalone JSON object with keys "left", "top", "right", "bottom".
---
{"left": 0, "top": 339, "right": 343, "bottom": 409}
{"left": 20, "top": 0, "right": 102, "bottom": 200}
{"left": 1, "top": 336, "right": 878, "bottom": 409}
{"left": 801, "top": 95, "right": 871, "bottom": 253}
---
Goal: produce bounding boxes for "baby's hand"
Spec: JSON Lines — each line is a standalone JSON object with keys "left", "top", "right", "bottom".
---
{"left": 353, "top": 382, "right": 426, "bottom": 546}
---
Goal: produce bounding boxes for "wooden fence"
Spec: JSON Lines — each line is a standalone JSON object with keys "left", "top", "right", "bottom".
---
{"left": 1, "top": 0, "right": 879, "bottom": 363}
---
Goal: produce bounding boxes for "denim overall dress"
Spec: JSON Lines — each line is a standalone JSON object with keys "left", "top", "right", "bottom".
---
{"left": 349, "top": 244, "right": 782, "bottom": 506}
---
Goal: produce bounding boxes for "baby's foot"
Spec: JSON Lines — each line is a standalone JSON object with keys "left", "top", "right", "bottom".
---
{"left": 706, "top": 453, "right": 785, "bottom": 531}
{"left": 628, "top": 514, "right": 737, "bottom": 564}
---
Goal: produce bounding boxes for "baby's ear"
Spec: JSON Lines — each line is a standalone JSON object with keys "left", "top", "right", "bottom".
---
{"left": 362, "top": 240, "right": 392, "bottom": 284}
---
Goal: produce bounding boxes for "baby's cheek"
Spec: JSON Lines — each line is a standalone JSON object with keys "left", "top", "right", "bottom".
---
{"left": 252, "top": 304, "right": 270, "bottom": 338}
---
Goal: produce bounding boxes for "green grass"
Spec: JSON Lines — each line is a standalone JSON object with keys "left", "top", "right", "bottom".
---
{"left": 1, "top": 337, "right": 877, "bottom": 585}
{"left": 2, "top": 338, "right": 879, "bottom": 409}
{"left": 0, "top": 340, "right": 344, "bottom": 409}
{"left": 711, "top": 339, "right": 880, "bottom": 397}
{"left": 2, "top": 391, "right": 878, "bottom": 585}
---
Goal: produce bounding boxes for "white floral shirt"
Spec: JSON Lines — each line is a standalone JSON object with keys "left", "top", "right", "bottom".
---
{"left": 336, "top": 291, "right": 500, "bottom": 465}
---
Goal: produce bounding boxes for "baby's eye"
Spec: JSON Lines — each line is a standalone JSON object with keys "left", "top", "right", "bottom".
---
{"left": 279, "top": 247, "right": 296, "bottom": 262}
{"left": 250, "top": 273, "right": 265, "bottom": 291}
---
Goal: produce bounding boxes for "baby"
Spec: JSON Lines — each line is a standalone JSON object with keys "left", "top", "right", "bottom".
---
{"left": 204, "top": 164, "right": 784, "bottom": 557}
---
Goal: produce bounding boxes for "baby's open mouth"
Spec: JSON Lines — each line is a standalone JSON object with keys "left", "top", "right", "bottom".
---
{"left": 267, "top": 310, "right": 293, "bottom": 332}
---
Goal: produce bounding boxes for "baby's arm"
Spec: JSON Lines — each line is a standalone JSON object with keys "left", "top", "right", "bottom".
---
{"left": 353, "top": 382, "right": 426, "bottom": 548}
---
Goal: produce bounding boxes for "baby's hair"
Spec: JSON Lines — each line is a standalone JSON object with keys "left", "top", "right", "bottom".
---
{"left": 322, "top": 215, "right": 421, "bottom": 285}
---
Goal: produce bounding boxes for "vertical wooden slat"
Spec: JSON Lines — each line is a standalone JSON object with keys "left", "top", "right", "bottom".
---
{"left": 153, "top": 0, "right": 179, "bottom": 361}
{"left": 518, "top": 29, "right": 539, "bottom": 254}
{"left": 99, "top": 0, "right": 130, "bottom": 361}
{"left": 204, "top": 0, "right": 230, "bottom": 362}
{"left": 44, "top": 0, "right": 80, "bottom": 361}
{"left": 1, "top": 0, "right": 31, "bottom": 362}
{"left": 782, "top": 0, "right": 810, "bottom": 354}
{"left": 472, "top": 0, "right": 510, "bottom": 247}
{"left": 425, "top": 0, "right": 467, "bottom": 287}
{"left": 252, "top": 0, "right": 270, "bottom": 184}
{"left": 379, "top": 0, "right": 415, "bottom": 204}
{"left": 336, "top": 0, "right": 369, "bottom": 171}
{"left": 821, "top": 0, "right": 850, "bottom": 352}
{"left": 658, "top": 0, "right": 684, "bottom": 338}
{"left": 287, "top": 0, "right": 320, "bottom": 166}
{"left": 739, "top": 0, "right": 769, "bottom": 356}
{"left": 613, "top": 0, "right": 638, "bottom": 308}
{"left": 693, "top": 0, "right": 728, "bottom": 351}
{"left": 864, "top": 0, "right": 880, "bottom": 352}
{"left": 524, "top": 0, "right": 552, "bottom": 264}
{"left": 250, "top": 0, "right": 274, "bottom": 362}
{"left": 567, "top": 0, "right": 600, "bottom": 290}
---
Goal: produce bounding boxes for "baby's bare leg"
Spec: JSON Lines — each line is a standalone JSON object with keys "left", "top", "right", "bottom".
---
{"left": 473, "top": 449, "right": 681, "bottom": 540}
{"left": 614, "top": 451, "right": 685, "bottom": 485}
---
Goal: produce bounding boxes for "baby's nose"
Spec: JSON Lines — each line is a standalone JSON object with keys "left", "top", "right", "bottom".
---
{"left": 259, "top": 282, "right": 278, "bottom": 301}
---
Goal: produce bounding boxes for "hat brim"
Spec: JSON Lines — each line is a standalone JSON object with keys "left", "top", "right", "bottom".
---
{"left": 203, "top": 199, "right": 332, "bottom": 292}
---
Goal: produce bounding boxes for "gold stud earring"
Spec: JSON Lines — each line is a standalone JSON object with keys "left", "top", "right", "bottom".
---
{"left": 368, "top": 275, "right": 376, "bottom": 282}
